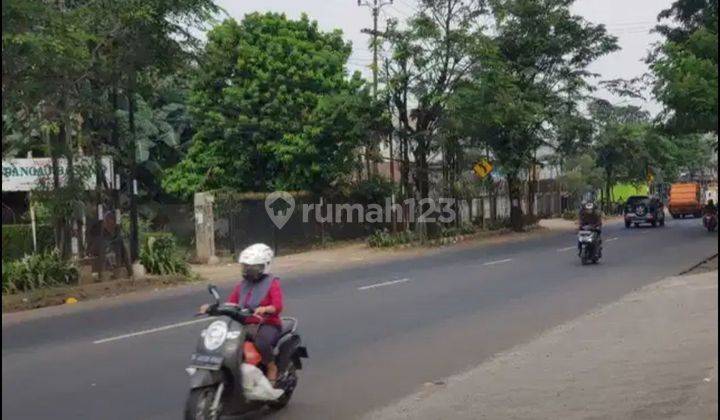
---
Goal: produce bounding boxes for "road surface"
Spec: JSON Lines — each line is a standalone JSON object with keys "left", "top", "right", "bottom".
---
{"left": 2, "top": 218, "right": 717, "bottom": 419}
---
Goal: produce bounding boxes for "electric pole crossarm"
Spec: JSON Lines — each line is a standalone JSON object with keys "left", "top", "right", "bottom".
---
{"left": 356, "top": 0, "right": 393, "bottom": 97}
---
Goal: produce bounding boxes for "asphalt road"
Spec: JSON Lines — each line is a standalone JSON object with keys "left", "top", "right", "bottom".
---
{"left": 2, "top": 218, "right": 717, "bottom": 420}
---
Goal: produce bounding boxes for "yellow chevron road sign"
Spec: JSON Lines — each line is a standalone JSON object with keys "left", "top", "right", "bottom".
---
{"left": 473, "top": 159, "right": 493, "bottom": 179}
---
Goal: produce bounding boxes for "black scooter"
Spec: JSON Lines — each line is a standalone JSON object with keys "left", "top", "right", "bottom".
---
{"left": 578, "top": 226, "right": 602, "bottom": 265}
{"left": 184, "top": 285, "right": 308, "bottom": 420}
{"left": 703, "top": 211, "right": 717, "bottom": 232}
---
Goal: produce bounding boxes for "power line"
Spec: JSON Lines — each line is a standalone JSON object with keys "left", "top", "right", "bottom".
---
{"left": 357, "top": 0, "right": 394, "bottom": 98}
{"left": 395, "top": 0, "right": 417, "bottom": 12}
{"left": 388, "top": 4, "right": 411, "bottom": 18}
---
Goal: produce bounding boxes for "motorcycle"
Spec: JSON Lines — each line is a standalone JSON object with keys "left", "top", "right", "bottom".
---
{"left": 578, "top": 226, "right": 602, "bottom": 265}
{"left": 703, "top": 212, "right": 718, "bottom": 232}
{"left": 184, "top": 285, "right": 308, "bottom": 420}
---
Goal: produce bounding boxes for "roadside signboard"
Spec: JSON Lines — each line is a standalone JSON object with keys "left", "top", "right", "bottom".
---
{"left": 473, "top": 159, "right": 493, "bottom": 179}
{"left": 2, "top": 156, "right": 114, "bottom": 192}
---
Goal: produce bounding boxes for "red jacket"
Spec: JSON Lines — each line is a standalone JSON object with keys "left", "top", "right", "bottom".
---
{"left": 227, "top": 278, "right": 284, "bottom": 327}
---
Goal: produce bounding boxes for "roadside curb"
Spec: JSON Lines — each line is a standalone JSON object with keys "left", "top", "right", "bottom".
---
{"left": 679, "top": 253, "right": 719, "bottom": 275}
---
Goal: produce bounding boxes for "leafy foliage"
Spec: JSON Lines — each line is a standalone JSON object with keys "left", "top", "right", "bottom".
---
{"left": 139, "top": 234, "right": 189, "bottom": 275}
{"left": 559, "top": 153, "right": 604, "bottom": 203}
{"left": 2, "top": 250, "right": 78, "bottom": 294}
{"left": 367, "top": 229, "right": 419, "bottom": 248}
{"left": 163, "top": 14, "right": 373, "bottom": 197}
{"left": 449, "top": 0, "right": 618, "bottom": 229}
{"left": 384, "top": 0, "right": 490, "bottom": 198}
{"left": 651, "top": 0, "right": 718, "bottom": 140}
{"left": 336, "top": 175, "right": 398, "bottom": 205}
{"left": 2, "top": 224, "right": 55, "bottom": 261}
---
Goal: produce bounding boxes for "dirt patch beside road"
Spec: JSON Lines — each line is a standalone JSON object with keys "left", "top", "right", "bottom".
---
{"left": 1, "top": 274, "right": 194, "bottom": 313}
{"left": 193, "top": 223, "right": 550, "bottom": 282}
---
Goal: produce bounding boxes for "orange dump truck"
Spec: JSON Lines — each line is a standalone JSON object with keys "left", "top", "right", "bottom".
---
{"left": 668, "top": 183, "right": 703, "bottom": 218}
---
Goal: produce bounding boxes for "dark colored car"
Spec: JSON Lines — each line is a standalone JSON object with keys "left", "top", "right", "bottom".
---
{"left": 624, "top": 195, "right": 665, "bottom": 228}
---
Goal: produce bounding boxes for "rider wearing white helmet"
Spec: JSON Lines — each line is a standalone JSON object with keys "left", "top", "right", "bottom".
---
{"left": 203, "top": 243, "right": 285, "bottom": 384}
{"left": 237, "top": 243, "right": 275, "bottom": 282}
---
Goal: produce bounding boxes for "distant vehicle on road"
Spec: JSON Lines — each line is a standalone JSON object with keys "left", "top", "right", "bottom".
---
{"left": 669, "top": 183, "right": 703, "bottom": 219}
{"left": 624, "top": 195, "right": 665, "bottom": 228}
{"left": 703, "top": 212, "right": 717, "bottom": 232}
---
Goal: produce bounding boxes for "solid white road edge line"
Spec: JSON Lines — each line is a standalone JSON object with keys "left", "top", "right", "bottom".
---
{"left": 358, "top": 278, "right": 411, "bottom": 291}
{"left": 93, "top": 317, "right": 215, "bottom": 344}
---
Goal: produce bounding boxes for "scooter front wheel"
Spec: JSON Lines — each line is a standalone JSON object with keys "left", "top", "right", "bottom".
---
{"left": 184, "top": 386, "right": 220, "bottom": 420}
{"left": 580, "top": 251, "right": 590, "bottom": 265}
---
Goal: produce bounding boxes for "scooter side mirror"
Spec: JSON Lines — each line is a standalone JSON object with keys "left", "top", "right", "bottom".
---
{"left": 208, "top": 284, "right": 221, "bottom": 303}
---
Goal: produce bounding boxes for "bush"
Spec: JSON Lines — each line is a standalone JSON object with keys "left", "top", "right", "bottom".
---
{"left": 2, "top": 250, "right": 78, "bottom": 294}
{"left": 2, "top": 224, "right": 55, "bottom": 261}
{"left": 485, "top": 217, "right": 511, "bottom": 231}
{"left": 121, "top": 216, "right": 152, "bottom": 247}
{"left": 367, "top": 228, "right": 418, "bottom": 248}
{"left": 440, "top": 225, "right": 477, "bottom": 238}
{"left": 345, "top": 176, "right": 397, "bottom": 204}
{"left": 139, "top": 233, "right": 190, "bottom": 275}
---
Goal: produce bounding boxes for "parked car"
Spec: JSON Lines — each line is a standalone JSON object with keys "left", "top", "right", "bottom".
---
{"left": 668, "top": 182, "right": 703, "bottom": 218}
{"left": 624, "top": 196, "right": 665, "bottom": 228}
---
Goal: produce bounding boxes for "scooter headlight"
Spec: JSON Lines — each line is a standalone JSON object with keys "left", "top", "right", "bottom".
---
{"left": 578, "top": 233, "right": 594, "bottom": 243}
{"left": 203, "top": 320, "right": 228, "bottom": 351}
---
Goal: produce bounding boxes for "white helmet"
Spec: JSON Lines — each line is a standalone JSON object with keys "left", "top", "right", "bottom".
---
{"left": 238, "top": 243, "right": 274, "bottom": 273}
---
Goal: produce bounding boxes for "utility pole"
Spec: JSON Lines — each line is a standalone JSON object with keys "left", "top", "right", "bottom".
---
{"left": 358, "top": 0, "right": 393, "bottom": 97}
{"left": 358, "top": 0, "right": 393, "bottom": 177}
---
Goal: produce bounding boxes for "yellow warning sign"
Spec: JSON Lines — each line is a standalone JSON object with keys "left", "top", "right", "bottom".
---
{"left": 473, "top": 159, "right": 493, "bottom": 179}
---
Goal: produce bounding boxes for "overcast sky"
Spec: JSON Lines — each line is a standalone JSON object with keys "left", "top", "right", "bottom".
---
{"left": 213, "top": 0, "right": 672, "bottom": 115}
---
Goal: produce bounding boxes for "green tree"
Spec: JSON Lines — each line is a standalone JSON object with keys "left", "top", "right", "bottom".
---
{"left": 384, "top": 0, "right": 489, "bottom": 200}
{"left": 2, "top": 0, "right": 217, "bottom": 261}
{"left": 451, "top": 0, "right": 617, "bottom": 230}
{"left": 163, "top": 14, "right": 371, "bottom": 197}
{"left": 650, "top": 0, "right": 718, "bottom": 140}
{"left": 559, "top": 153, "right": 604, "bottom": 205}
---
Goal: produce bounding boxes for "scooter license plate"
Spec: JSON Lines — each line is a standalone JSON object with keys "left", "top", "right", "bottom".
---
{"left": 190, "top": 353, "right": 223, "bottom": 370}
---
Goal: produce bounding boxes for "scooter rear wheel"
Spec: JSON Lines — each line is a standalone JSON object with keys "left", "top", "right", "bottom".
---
{"left": 267, "top": 365, "right": 298, "bottom": 410}
{"left": 184, "top": 387, "right": 219, "bottom": 420}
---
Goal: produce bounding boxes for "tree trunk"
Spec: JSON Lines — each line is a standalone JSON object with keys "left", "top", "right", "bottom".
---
{"left": 128, "top": 74, "right": 139, "bottom": 262}
{"left": 413, "top": 141, "right": 430, "bottom": 199}
{"left": 55, "top": 126, "right": 72, "bottom": 259}
{"left": 400, "top": 133, "right": 410, "bottom": 199}
{"left": 490, "top": 181, "right": 497, "bottom": 223}
{"left": 46, "top": 129, "right": 64, "bottom": 256}
{"left": 94, "top": 147, "right": 105, "bottom": 277}
{"left": 507, "top": 173, "right": 524, "bottom": 232}
{"left": 604, "top": 168, "right": 612, "bottom": 213}
{"left": 527, "top": 164, "right": 537, "bottom": 218}
{"left": 63, "top": 111, "right": 78, "bottom": 260}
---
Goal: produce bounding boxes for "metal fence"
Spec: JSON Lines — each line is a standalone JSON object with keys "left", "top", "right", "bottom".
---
{"left": 213, "top": 195, "right": 389, "bottom": 258}
{"left": 200, "top": 180, "right": 569, "bottom": 260}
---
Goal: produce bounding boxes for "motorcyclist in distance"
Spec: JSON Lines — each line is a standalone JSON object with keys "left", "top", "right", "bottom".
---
{"left": 579, "top": 200, "right": 603, "bottom": 242}
{"left": 704, "top": 199, "right": 717, "bottom": 215}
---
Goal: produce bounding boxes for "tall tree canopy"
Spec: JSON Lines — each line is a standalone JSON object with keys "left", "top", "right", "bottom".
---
{"left": 650, "top": 0, "right": 718, "bottom": 138}
{"left": 384, "top": 0, "right": 489, "bottom": 199}
{"left": 163, "top": 13, "right": 374, "bottom": 196}
{"left": 449, "top": 0, "right": 617, "bottom": 229}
